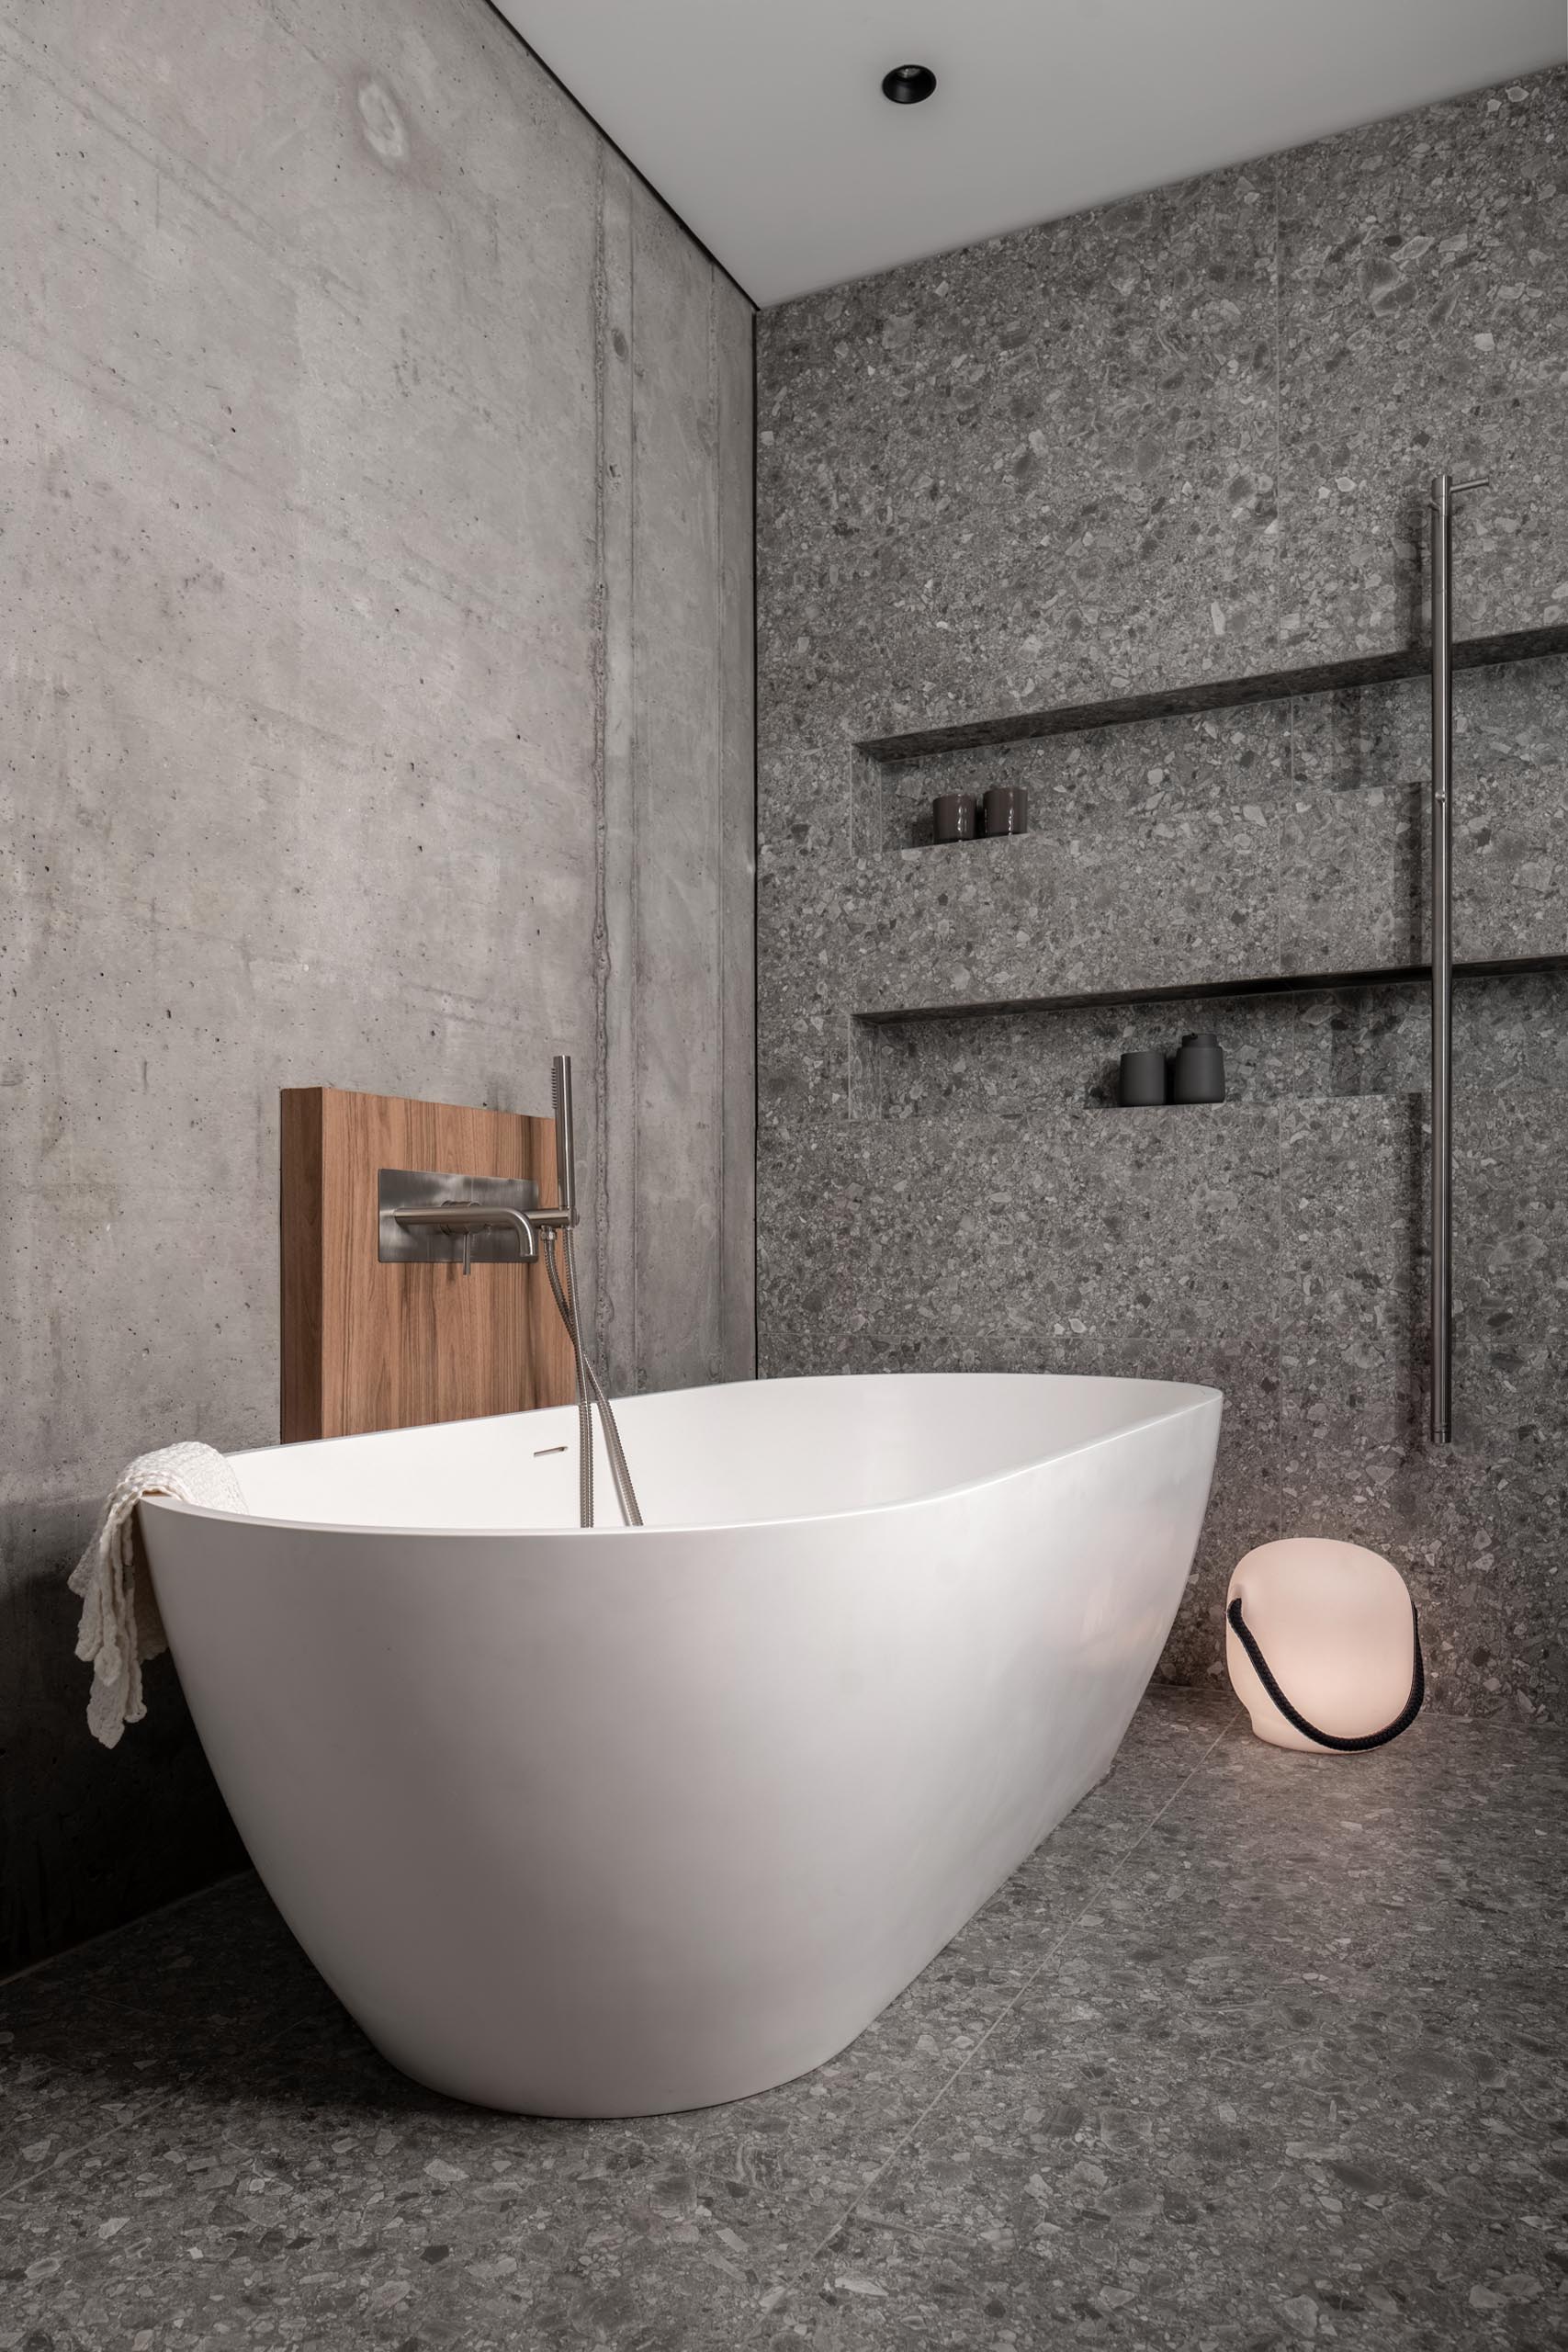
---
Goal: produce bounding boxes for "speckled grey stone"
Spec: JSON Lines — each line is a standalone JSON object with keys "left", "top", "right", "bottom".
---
{"left": 866, "top": 970, "right": 1568, "bottom": 1120}
{"left": 802, "top": 1712, "right": 1568, "bottom": 2351}
{"left": 856, "top": 825, "right": 1281, "bottom": 1021}
{"left": 1281, "top": 655, "right": 1568, "bottom": 972}
{"left": 803, "top": 655, "right": 1568, "bottom": 1027}
{"left": 869, "top": 703, "right": 1294, "bottom": 854}
{"left": 757, "top": 68, "right": 1568, "bottom": 1720}
{"left": 6, "top": 1694, "right": 1562, "bottom": 2349}
{"left": 758, "top": 164, "right": 1281, "bottom": 757}
{"left": 756, "top": 845, "right": 864, "bottom": 1122}
{"left": 1328, "top": 968, "right": 1568, "bottom": 1099}
{"left": 1277, "top": 75, "right": 1568, "bottom": 663}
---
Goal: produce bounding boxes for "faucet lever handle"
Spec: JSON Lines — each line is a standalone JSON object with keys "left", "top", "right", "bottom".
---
{"left": 551, "top": 1053, "right": 577, "bottom": 1226}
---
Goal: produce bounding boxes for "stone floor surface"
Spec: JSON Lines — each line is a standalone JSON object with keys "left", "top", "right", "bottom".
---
{"left": 2, "top": 1689, "right": 1564, "bottom": 2350}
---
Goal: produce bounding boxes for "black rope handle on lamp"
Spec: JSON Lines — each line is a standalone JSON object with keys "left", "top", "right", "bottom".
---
{"left": 1226, "top": 1596, "right": 1426, "bottom": 1753}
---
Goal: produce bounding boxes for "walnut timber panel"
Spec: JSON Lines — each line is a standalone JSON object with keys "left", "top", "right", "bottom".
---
{"left": 280, "top": 1088, "right": 577, "bottom": 1442}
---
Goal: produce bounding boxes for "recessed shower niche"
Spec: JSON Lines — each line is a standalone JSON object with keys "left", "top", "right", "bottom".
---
{"left": 846, "top": 650, "right": 1568, "bottom": 1017}
{"left": 857, "top": 967, "right": 1568, "bottom": 1119}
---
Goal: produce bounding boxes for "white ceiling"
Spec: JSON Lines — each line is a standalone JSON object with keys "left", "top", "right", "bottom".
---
{"left": 494, "top": 0, "right": 1566, "bottom": 306}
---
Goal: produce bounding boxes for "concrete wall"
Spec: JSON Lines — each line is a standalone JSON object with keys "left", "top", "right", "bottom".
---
{"left": 0, "top": 0, "right": 754, "bottom": 1973}
{"left": 756, "top": 72, "right": 1568, "bottom": 1722}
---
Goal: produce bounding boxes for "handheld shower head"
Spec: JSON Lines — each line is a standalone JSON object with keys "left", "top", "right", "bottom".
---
{"left": 551, "top": 1053, "right": 577, "bottom": 1226}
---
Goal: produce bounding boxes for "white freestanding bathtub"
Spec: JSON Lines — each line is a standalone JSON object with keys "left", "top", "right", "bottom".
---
{"left": 141, "top": 1372, "right": 1221, "bottom": 2118}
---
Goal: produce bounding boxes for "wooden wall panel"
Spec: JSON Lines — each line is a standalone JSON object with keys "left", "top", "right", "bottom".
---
{"left": 280, "top": 1088, "right": 578, "bottom": 1442}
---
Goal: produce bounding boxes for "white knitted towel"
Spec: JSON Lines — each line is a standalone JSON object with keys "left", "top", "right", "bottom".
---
{"left": 69, "top": 1442, "right": 247, "bottom": 1749}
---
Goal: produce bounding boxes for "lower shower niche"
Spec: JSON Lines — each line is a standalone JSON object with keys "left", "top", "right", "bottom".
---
{"left": 858, "top": 967, "right": 1568, "bottom": 1121}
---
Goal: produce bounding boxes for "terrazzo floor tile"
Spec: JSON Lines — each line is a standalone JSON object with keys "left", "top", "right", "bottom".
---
{"left": 804, "top": 1713, "right": 1568, "bottom": 2351}
{"left": 5, "top": 1692, "right": 1563, "bottom": 2350}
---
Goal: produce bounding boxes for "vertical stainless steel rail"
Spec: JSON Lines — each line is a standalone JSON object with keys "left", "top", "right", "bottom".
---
{"left": 1428, "top": 469, "right": 1486, "bottom": 1445}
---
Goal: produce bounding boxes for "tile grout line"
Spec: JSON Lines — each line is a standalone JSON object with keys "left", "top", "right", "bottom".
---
{"left": 806, "top": 1705, "right": 1243, "bottom": 2264}
{"left": 844, "top": 2207, "right": 976, "bottom": 2256}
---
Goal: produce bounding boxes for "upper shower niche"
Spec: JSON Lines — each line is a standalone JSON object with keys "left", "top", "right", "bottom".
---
{"left": 840, "top": 651, "right": 1568, "bottom": 1027}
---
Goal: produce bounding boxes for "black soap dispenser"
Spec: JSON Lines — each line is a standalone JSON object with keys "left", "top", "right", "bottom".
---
{"left": 1171, "top": 1032, "right": 1225, "bottom": 1104}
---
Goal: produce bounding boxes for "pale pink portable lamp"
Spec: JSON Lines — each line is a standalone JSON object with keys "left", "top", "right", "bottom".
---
{"left": 1225, "top": 1538, "right": 1425, "bottom": 1754}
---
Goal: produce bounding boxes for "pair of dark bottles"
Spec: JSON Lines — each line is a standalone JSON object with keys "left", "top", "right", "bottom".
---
{"left": 931, "top": 785, "right": 1028, "bottom": 842}
{"left": 1118, "top": 1033, "right": 1225, "bottom": 1107}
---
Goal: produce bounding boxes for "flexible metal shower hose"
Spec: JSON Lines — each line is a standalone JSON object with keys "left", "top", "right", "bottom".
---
{"left": 541, "top": 1225, "right": 643, "bottom": 1529}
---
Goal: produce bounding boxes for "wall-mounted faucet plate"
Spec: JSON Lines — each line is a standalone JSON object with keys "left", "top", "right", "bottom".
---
{"left": 378, "top": 1169, "right": 541, "bottom": 1264}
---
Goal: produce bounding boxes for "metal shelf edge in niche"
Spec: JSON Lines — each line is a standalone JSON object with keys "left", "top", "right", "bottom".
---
{"left": 853, "top": 950, "right": 1568, "bottom": 1029}
{"left": 854, "top": 622, "right": 1568, "bottom": 763}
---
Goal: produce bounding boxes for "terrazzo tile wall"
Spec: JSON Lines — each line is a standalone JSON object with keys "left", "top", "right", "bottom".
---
{"left": 756, "top": 70, "right": 1568, "bottom": 1719}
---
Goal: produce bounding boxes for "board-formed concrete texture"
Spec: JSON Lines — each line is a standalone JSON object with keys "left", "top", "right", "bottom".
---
{"left": 0, "top": 0, "right": 754, "bottom": 1973}
{"left": 755, "top": 70, "right": 1568, "bottom": 1727}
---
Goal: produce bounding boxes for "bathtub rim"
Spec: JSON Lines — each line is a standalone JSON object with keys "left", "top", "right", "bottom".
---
{"left": 140, "top": 1371, "right": 1224, "bottom": 1544}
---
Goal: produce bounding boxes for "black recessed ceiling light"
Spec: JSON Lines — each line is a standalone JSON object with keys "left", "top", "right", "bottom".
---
{"left": 882, "top": 63, "right": 937, "bottom": 105}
